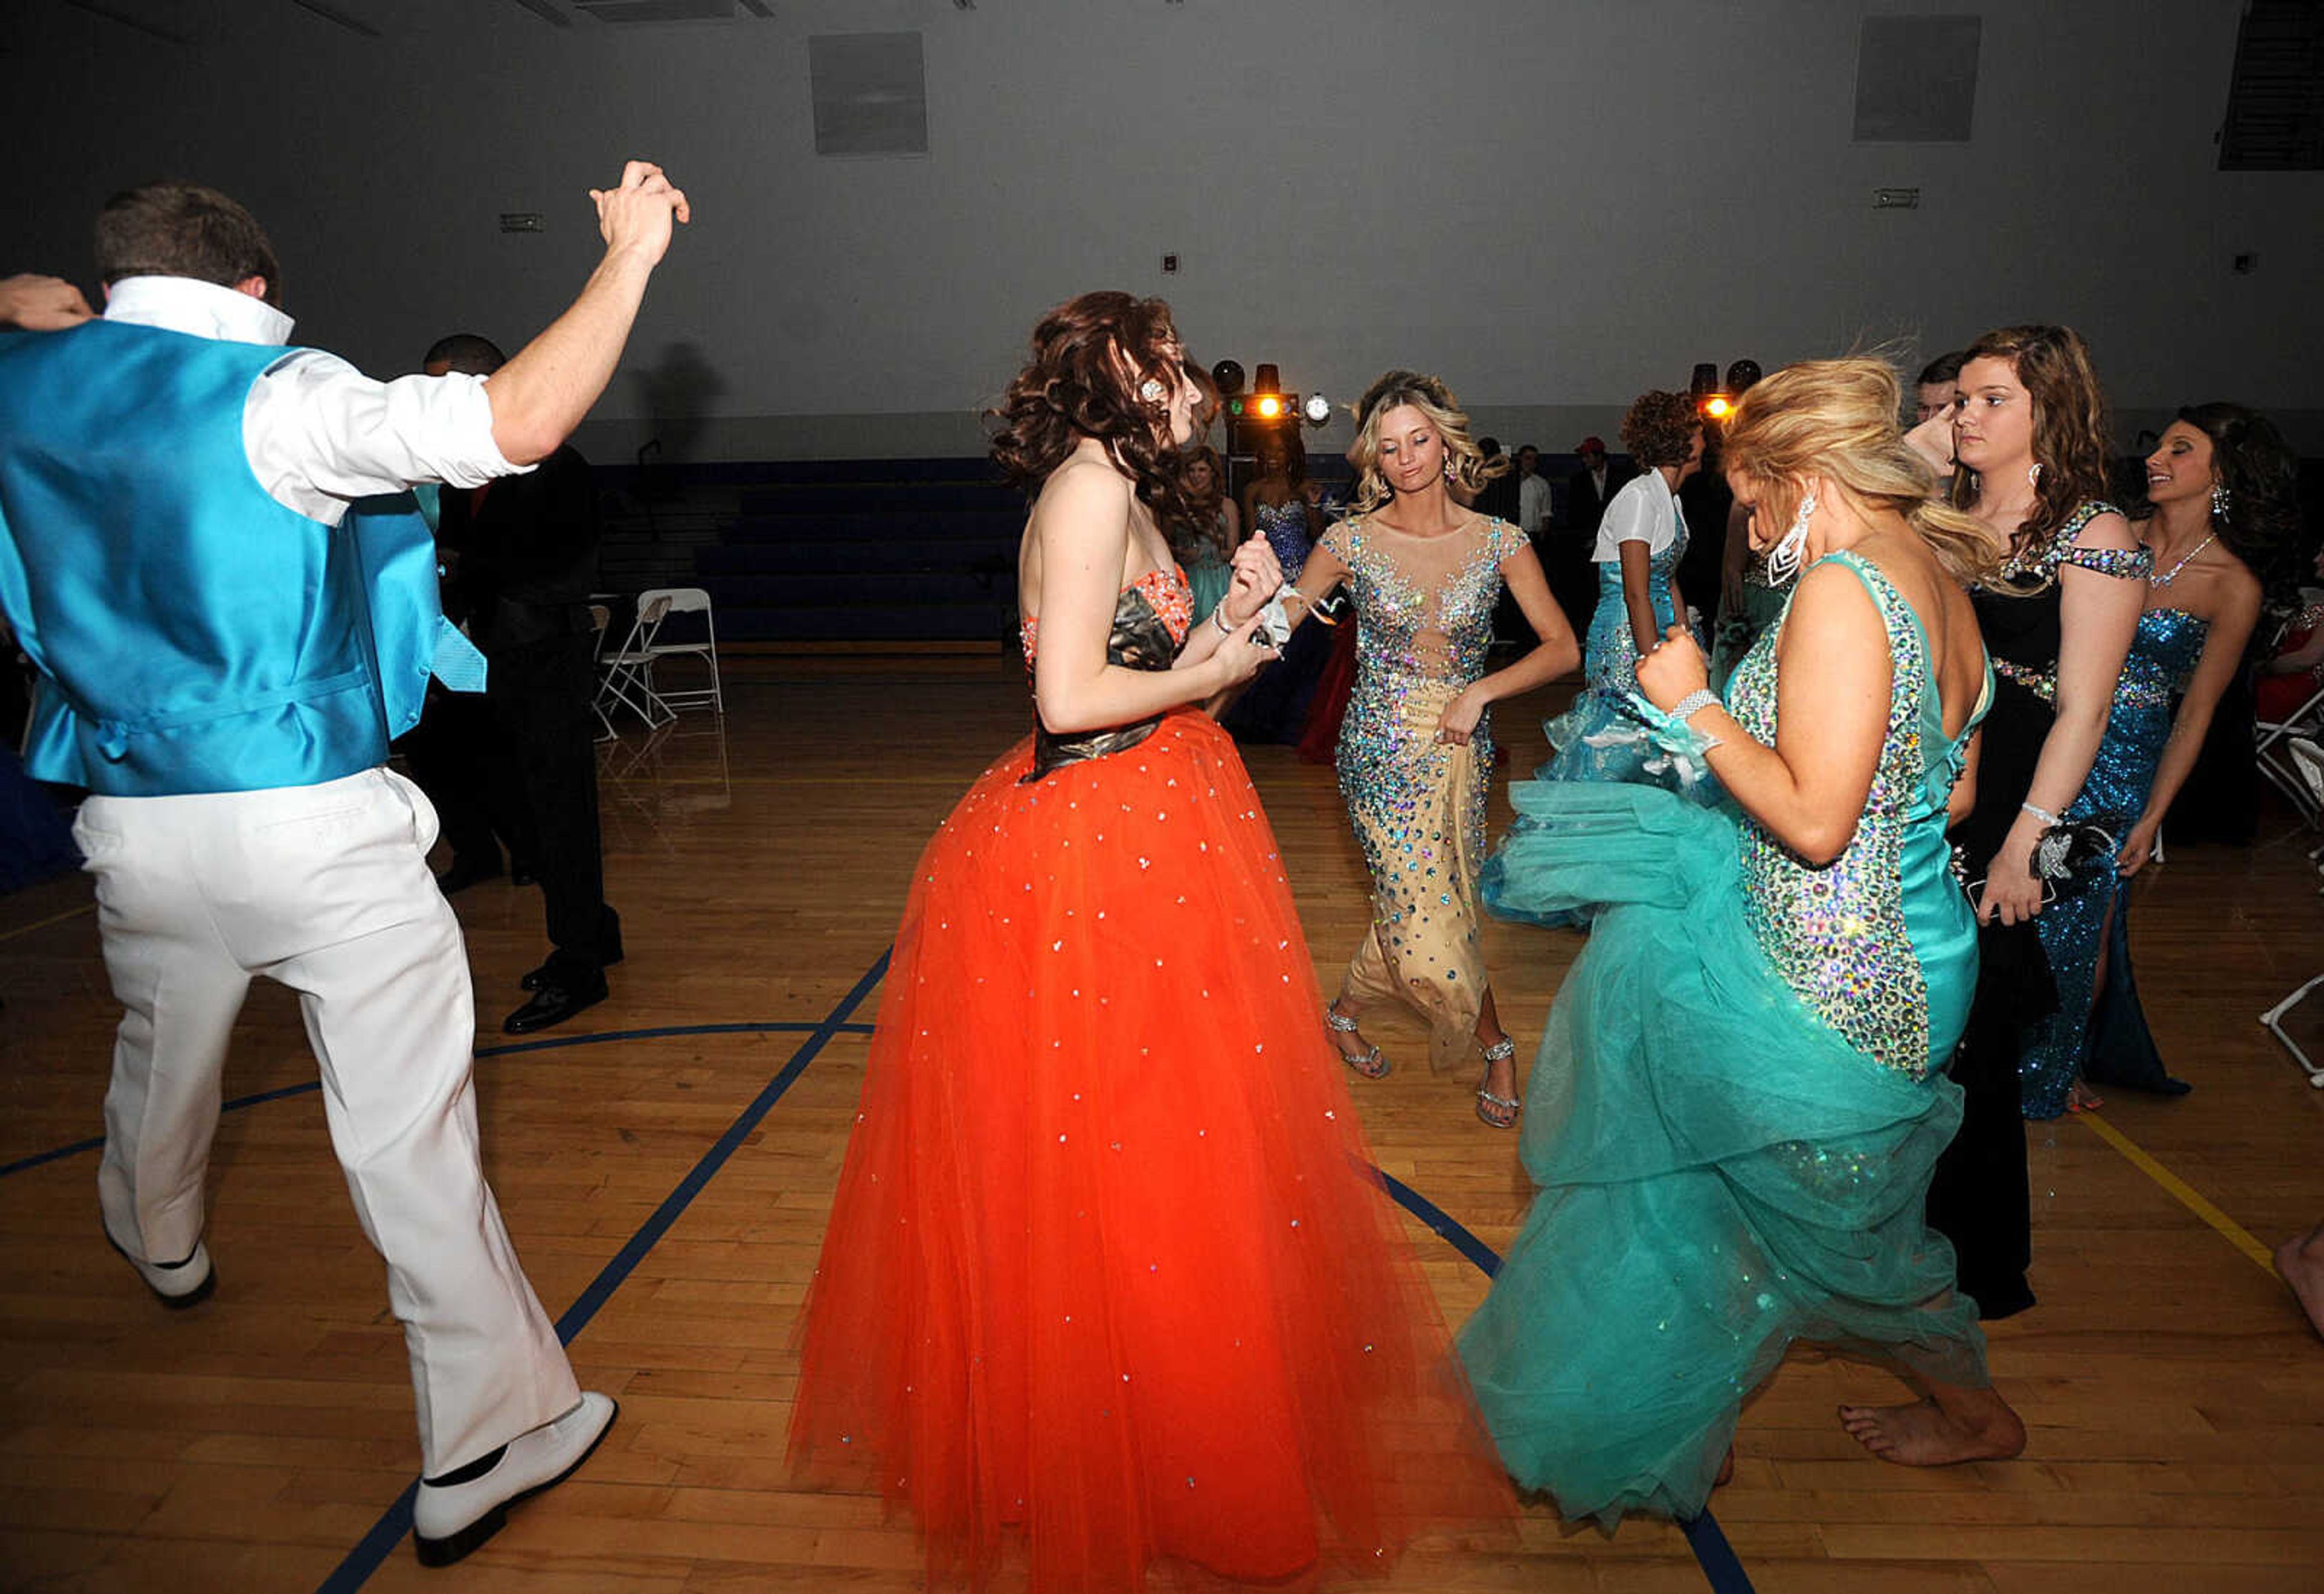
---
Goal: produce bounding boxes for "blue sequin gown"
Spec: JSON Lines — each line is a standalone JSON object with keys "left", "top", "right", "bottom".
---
{"left": 1221, "top": 498, "right": 1332, "bottom": 743}
{"left": 1326, "top": 514, "right": 1528, "bottom": 1073}
{"left": 1540, "top": 492, "right": 1715, "bottom": 797}
{"left": 2016, "top": 605, "right": 2208, "bottom": 1114}
{"left": 1461, "top": 552, "right": 1993, "bottom": 1524}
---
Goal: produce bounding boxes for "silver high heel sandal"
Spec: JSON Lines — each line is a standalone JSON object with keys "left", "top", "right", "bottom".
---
{"left": 1475, "top": 1036, "right": 1521, "bottom": 1128}
{"left": 1324, "top": 1003, "right": 1389, "bottom": 1079}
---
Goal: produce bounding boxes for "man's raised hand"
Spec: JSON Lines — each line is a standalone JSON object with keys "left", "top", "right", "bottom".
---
{"left": 589, "top": 162, "right": 691, "bottom": 267}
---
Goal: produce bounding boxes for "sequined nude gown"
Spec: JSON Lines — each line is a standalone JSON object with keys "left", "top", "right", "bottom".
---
{"left": 1324, "top": 514, "right": 1529, "bottom": 1073}
{"left": 789, "top": 565, "right": 1512, "bottom": 1591}
{"left": 2018, "top": 604, "right": 2210, "bottom": 1110}
{"left": 1462, "top": 552, "right": 1995, "bottom": 1524}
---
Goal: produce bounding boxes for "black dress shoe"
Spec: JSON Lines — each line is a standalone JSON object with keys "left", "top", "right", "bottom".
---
{"left": 510, "top": 861, "right": 539, "bottom": 888}
{"left": 520, "top": 947, "right": 626, "bottom": 991}
{"left": 434, "top": 857, "right": 504, "bottom": 896}
{"left": 502, "top": 969, "right": 609, "bottom": 1034}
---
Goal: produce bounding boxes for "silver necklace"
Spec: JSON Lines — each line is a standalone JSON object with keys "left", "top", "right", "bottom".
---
{"left": 2148, "top": 531, "right": 2216, "bottom": 589}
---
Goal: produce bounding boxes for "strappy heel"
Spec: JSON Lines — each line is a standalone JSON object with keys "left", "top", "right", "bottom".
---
{"left": 1324, "top": 1003, "right": 1389, "bottom": 1079}
{"left": 1475, "top": 1036, "right": 1521, "bottom": 1128}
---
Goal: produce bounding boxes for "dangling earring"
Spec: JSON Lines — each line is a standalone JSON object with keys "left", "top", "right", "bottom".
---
{"left": 1442, "top": 457, "right": 1456, "bottom": 482}
{"left": 1764, "top": 488, "right": 1816, "bottom": 585}
{"left": 2027, "top": 461, "right": 2043, "bottom": 489}
{"left": 2210, "top": 481, "right": 2231, "bottom": 520}
{"left": 1138, "top": 378, "right": 1166, "bottom": 404}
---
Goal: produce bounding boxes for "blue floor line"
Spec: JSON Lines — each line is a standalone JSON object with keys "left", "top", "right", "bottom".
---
{"left": 21, "top": 963, "right": 1750, "bottom": 1594}
{"left": 314, "top": 952, "right": 891, "bottom": 1593}
{"left": 0, "top": 1020, "right": 876, "bottom": 1180}
{"left": 1377, "top": 1170, "right": 1758, "bottom": 1594}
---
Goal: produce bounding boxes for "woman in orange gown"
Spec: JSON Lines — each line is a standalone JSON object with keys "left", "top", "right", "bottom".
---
{"left": 789, "top": 292, "right": 1512, "bottom": 1592}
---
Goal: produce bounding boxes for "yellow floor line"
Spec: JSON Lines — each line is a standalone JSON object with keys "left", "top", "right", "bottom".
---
{"left": 2075, "top": 1110, "right": 2282, "bottom": 1278}
{"left": 0, "top": 900, "right": 93, "bottom": 944}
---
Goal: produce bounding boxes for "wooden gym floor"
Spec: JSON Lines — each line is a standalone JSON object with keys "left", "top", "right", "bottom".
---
{"left": 2, "top": 657, "right": 2320, "bottom": 1594}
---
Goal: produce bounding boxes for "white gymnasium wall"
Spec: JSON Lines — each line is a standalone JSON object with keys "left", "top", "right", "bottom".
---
{"left": 7, "top": 0, "right": 2320, "bottom": 458}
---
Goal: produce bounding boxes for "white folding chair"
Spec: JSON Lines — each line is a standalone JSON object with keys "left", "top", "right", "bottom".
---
{"left": 2255, "top": 678, "right": 2324, "bottom": 825}
{"left": 595, "top": 594, "right": 674, "bottom": 729}
{"left": 2259, "top": 736, "right": 2324, "bottom": 1089}
{"left": 637, "top": 585, "right": 723, "bottom": 715}
{"left": 586, "top": 604, "right": 619, "bottom": 742}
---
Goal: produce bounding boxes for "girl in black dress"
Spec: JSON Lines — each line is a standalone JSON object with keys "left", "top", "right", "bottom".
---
{"left": 1911, "top": 325, "right": 2147, "bottom": 1319}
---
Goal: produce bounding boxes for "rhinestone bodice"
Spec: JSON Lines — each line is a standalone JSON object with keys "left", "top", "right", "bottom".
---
{"left": 1726, "top": 552, "right": 1987, "bottom": 1077}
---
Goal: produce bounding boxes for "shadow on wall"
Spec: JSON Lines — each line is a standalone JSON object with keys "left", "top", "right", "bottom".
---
{"left": 631, "top": 341, "right": 727, "bottom": 473}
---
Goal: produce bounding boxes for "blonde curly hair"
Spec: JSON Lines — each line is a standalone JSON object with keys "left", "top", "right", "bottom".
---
{"left": 1722, "top": 358, "right": 2002, "bottom": 588}
{"left": 1345, "top": 369, "right": 1507, "bottom": 513}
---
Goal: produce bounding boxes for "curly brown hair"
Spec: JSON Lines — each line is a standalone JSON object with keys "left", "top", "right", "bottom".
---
{"left": 1619, "top": 390, "right": 1700, "bottom": 467}
{"left": 988, "top": 291, "right": 1215, "bottom": 533}
{"left": 2155, "top": 401, "right": 2306, "bottom": 613}
{"left": 1947, "top": 324, "right": 2113, "bottom": 561}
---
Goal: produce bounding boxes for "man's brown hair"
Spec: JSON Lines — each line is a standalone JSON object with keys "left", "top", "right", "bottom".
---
{"left": 96, "top": 182, "right": 282, "bottom": 306}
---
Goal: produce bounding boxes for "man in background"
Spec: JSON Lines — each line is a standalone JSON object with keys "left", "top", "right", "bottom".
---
{"left": 419, "top": 332, "right": 621, "bottom": 1035}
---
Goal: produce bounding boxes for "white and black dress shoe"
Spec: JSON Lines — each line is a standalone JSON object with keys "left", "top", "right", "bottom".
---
{"left": 412, "top": 1392, "right": 618, "bottom": 1567}
{"left": 106, "top": 1230, "right": 215, "bottom": 1309}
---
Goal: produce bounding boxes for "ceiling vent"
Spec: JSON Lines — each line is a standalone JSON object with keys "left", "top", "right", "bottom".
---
{"left": 1851, "top": 14, "right": 1981, "bottom": 142}
{"left": 809, "top": 31, "right": 929, "bottom": 157}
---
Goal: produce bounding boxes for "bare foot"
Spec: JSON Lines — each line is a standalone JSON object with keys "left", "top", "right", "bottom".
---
{"left": 2277, "top": 1225, "right": 2324, "bottom": 1341}
{"left": 1837, "top": 1394, "right": 2026, "bottom": 1466}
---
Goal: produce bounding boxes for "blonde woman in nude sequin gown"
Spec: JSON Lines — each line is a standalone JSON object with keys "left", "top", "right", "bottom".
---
{"left": 1287, "top": 372, "right": 1579, "bottom": 1127}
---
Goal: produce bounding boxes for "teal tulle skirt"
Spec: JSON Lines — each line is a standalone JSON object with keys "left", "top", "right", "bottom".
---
{"left": 1460, "top": 783, "right": 1988, "bottom": 1525}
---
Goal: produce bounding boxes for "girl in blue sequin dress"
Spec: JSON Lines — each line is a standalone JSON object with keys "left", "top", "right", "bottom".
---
{"left": 1463, "top": 360, "right": 2025, "bottom": 1523}
{"left": 1219, "top": 430, "right": 1333, "bottom": 742}
{"left": 1286, "top": 371, "right": 1580, "bottom": 1127}
{"left": 2023, "top": 406, "right": 2278, "bottom": 1110}
{"left": 1539, "top": 390, "right": 1715, "bottom": 795}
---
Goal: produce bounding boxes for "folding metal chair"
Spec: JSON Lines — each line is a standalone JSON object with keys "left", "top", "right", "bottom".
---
{"left": 2259, "top": 736, "right": 2324, "bottom": 1088}
{"left": 595, "top": 593, "right": 674, "bottom": 729}
{"left": 587, "top": 604, "right": 619, "bottom": 742}
{"left": 637, "top": 585, "right": 723, "bottom": 715}
{"left": 2255, "top": 678, "right": 2324, "bottom": 824}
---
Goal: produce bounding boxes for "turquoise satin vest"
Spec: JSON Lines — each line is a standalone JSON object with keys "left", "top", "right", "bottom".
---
{"left": 0, "top": 318, "right": 480, "bottom": 796}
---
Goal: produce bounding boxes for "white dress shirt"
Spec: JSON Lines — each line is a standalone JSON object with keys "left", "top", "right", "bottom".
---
{"left": 102, "top": 275, "right": 528, "bottom": 526}
{"left": 1592, "top": 470, "right": 1685, "bottom": 563}
{"left": 1517, "top": 473, "right": 1552, "bottom": 538}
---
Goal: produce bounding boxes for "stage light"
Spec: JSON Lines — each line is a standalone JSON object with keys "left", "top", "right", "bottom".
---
{"left": 1689, "top": 362, "right": 1719, "bottom": 398}
{"left": 1253, "top": 363, "right": 1281, "bottom": 395}
{"left": 1211, "top": 359, "right": 1245, "bottom": 397}
{"left": 1253, "top": 394, "right": 1284, "bottom": 420}
{"left": 1702, "top": 394, "right": 1733, "bottom": 420}
{"left": 1302, "top": 393, "right": 1331, "bottom": 426}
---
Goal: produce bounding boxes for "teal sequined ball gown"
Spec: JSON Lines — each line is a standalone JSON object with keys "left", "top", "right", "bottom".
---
{"left": 1461, "top": 552, "right": 1994, "bottom": 1523}
{"left": 2018, "top": 605, "right": 2208, "bottom": 1112}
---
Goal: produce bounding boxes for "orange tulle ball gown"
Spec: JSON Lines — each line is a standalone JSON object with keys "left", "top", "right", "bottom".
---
{"left": 789, "top": 567, "right": 1513, "bottom": 1591}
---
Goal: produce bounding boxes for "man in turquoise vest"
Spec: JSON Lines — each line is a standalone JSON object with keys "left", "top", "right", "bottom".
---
{"left": 0, "top": 161, "right": 689, "bottom": 1567}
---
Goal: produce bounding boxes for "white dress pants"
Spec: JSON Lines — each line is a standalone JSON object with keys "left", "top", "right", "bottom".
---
{"left": 73, "top": 766, "right": 579, "bottom": 1475}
